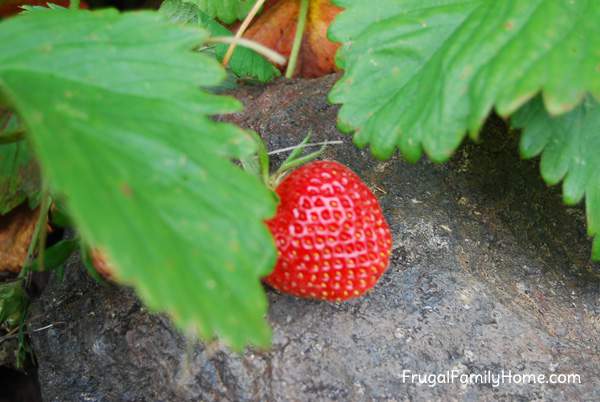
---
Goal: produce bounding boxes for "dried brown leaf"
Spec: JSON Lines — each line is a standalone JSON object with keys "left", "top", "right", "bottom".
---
{"left": 0, "top": 204, "right": 39, "bottom": 273}
{"left": 241, "top": 0, "right": 342, "bottom": 77}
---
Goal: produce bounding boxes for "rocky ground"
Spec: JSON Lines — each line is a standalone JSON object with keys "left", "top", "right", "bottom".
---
{"left": 30, "top": 76, "right": 600, "bottom": 401}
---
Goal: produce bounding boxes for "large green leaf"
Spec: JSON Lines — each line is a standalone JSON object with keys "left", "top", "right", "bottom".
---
{"left": 329, "top": 0, "right": 600, "bottom": 162}
{"left": 160, "top": 0, "right": 280, "bottom": 83}
{"left": 513, "top": 96, "right": 600, "bottom": 259}
{"left": 0, "top": 9, "right": 276, "bottom": 348}
{"left": 190, "top": 0, "right": 253, "bottom": 24}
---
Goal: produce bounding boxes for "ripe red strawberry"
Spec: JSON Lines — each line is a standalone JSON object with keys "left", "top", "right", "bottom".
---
{"left": 265, "top": 160, "right": 392, "bottom": 301}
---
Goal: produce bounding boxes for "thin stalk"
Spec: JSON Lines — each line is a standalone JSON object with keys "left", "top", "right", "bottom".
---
{"left": 19, "top": 185, "right": 51, "bottom": 280}
{"left": 0, "top": 127, "right": 25, "bottom": 144}
{"left": 16, "top": 307, "right": 28, "bottom": 369}
{"left": 268, "top": 140, "right": 343, "bottom": 155}
{"left": 208, "top": 37, "right": 286, "bottom": 66}
{"left": 251, "top": 132, "right": 271, "bottom": 186}
{"left": 69, "top": 0, "right": 80, "bottom": 9}
{"left": 285, "top": 0, "right": 309, "bottom": 78}
{"left": 278, "top": 147, "right": 326, "bottom": 173}
{"left": 222, "top": 0, "right": 267, "bottom": 67}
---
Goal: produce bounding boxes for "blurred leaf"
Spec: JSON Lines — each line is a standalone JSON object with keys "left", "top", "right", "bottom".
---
{"left": 80, "top": 244, "right": 107, "bottom": 284}
{"left": 0, "top": 112, "right": 40, "bottom": 214}
{"left": 25, "top": 238, "right": 78, "bottom": 272}
{"left": 160, "top": 0, "right": 280, "bottom": 83}
{"left": 188, "top": 0, "right": 253, "bottom": 24}
{"left": 49, "top": 199, "right": 72, "bottom": 228}
{"left": 0, "top": 9, "right": 277, "bottom": 348}
{"left": 0, "top": 281, "right": 27, "bottom": 329}
{"left": 513, "top": 96, "right": 600, "bottom": 258}
{"left": 329, "top": 0, "right": 600, "bottom": 161}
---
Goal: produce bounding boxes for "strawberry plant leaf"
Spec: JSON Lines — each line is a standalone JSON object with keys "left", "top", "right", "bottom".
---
{"left": 329, "top": 0, "right": 600, "bottom": 162}
{"left": 0, "top": 113, "right": 40, "bottom": 214}
{"left": 187, "top": 0, "right": 253, "bottom": 24}
{"left": 160, "top": 0, "right": 280, "bottom": 83}
{"left": 0, "top": 9, "right": 277, "bottom": 348}
{"left": 0, "top": 281, "right": 27, "bottom": 329}
{"left": 513, "top": 96, "right": 600, "bottom": 259}
{"left": 0, "top": 141, "right": 39, "bottom": 214}
{"left": 25, "top": 238, "right": 79, "bottom": 272}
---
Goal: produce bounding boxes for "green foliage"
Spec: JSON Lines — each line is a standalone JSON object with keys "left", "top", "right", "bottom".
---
{"left": 330, "top": 0, "right": 600, "bottom": 160}
{"left": 0, "top": 113, "right": 39, "bottom": 214}
{"left": 160, "top": 0, "right": 280, "bottom": 83}
{"left": 0, "top": 0, "right": 597, "bottom": 353}
{"left": 0, "top": 281, "right": 27, "bottom": 329}
{"left": 187, "top": 0, "right": 253, "bottom": 24}
{"left": 0, "top": 9, "right": 276, "bottom": 348}
{"left": 330, "top": 0, "right": 600, "bottom": 258}
{"left": 513, "top": 96, "right": 600, "bottom": 258}
{"left": 0, "top": 141, "right": 39, "bottom": 214}
{"left": 25, "top": 238, "right": 79, "bottom": 272}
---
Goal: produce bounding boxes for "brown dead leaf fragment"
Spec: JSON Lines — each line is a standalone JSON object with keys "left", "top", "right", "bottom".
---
{"left": 241, "top": 0, "right": 342, "bottom": 77}
{"left": 0, "top": 204, "right": 39, "bottom": 273}
{"left": 91, "top": 248, "right": 116, "bottom": 281}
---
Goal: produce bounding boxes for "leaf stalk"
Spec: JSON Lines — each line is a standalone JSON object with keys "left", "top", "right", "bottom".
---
{"left": 223, "top": 0, "right": 267, "bottom": 67}
{"left": 0, "top": 127, "right": 25, "bottom": 144}
{"left": 208, "top": 36, "right": 286, "bottom": 66}
{"left": 285, "top": 0, "right": 309, "bottom": 78}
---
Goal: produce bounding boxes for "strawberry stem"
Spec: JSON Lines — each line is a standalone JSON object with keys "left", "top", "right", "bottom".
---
{"left": 241, "top": 131, "right": 271, "bottom": 186}
{"left": 278, "top": 147, "right": 325, "bottom": 173}
{"left": 241, "top": 132, "right": 342, "bottom": 188}
{"left": 281, "top": 132, "right": 312, "bottom": 161}
{"left": 285, "top": 0, "right": 309, "bottom": 78}
{"left": 271, "top": 132, "right": 334, "bottom": 185}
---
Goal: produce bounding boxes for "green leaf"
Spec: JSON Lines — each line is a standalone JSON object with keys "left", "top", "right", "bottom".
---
{"left": 513, "top": 96, "right": 600, "bottom": 258}
{"left": 160, "top": 0, "right": 280, "bottom": 83}
{"left": 25, "top": 238, "right": 79, "bottom": 272}
{"left": 80, "top": 245, "right": 107, "bottom": 284}
{"left": 329, "top": 0, "right": 600, "bottom": 162}
{"left": 0, "top": 9, "right": 277, "bottom": 348}
{"left": 184, "top": 0, "right": 253, "bottom": 24}
{"left": 0, "top": 281, "right": 28, "bottom": 329}
{"left": 0, "top": 113, "right": 40, "bottom": 214}
{"left": 49, "top": 197, "right": 72, "bottom": 228}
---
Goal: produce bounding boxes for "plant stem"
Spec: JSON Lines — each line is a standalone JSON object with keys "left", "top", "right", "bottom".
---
{"left": 16, "top": 307, "right": 28, "bottom": 369}
{"left": 0, "top": 127, "right": 25, "bottom": 144}
{"left": 69, "top": 0, "right": 80, "bottom": 9}
{"left": 209, "top": 37, "right": 286, "bottom": 66}
{"left": 252, "top": 132, "right": 271, "bottom": 186}
{"left": 223, "top": 0, "right": 267, "bottom": 67}
{"left": 19, "top": 184, "right": 51, "bottom": 280}
{"left": 285, "top": 0, "right": 309, "bottom": 78}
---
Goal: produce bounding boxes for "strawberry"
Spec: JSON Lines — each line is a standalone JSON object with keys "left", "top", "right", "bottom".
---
{"left": 265, "top": 160, "right": 392, "bottom": 301}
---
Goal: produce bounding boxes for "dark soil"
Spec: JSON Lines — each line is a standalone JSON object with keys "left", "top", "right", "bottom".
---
{"left": 28, "top": 76, "right": 600, "bottom": 401}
